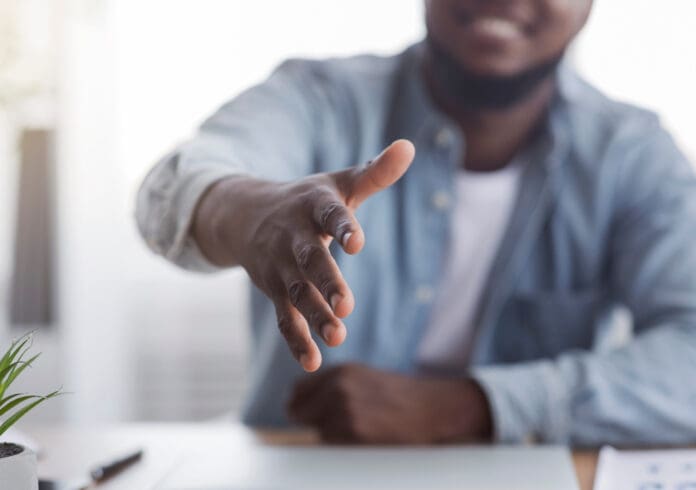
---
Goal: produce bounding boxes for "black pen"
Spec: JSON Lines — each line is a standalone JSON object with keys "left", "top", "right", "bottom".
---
{"left": 89, "top": 449, "right": 144, "bottom": 483}
{"left": 39, "top": 449, "right": 145, "bottom": 490}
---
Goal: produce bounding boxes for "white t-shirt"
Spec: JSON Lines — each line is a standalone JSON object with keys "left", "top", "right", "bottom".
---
{"left": 417, "top": 161, "right": 523, "bottom": 372}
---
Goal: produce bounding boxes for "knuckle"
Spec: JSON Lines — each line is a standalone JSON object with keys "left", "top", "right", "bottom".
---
{"left": 295, "top": 243, "right": 324, "bottom": 272}
{"left": 307, "top": 310, "right": 324, "bottom": 329}
{"left": 318, "top": 277, "right": 336, "bottom": 297}
{"left": 287, "top": 280, "right": 310, "bottom": 306}
{"left": 277, "top": 315, "right": 295, "bottom": 339}
{"left": 318, "top": 202, "right": 346, "bottom": 230}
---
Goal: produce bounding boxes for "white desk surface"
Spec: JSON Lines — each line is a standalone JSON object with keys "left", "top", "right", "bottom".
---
{"left": 25, "top": 423, "right": 599, "bottom": 490}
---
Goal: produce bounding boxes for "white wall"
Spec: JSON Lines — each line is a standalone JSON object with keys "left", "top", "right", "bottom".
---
{"left": 574, "top": 0, "right": 696, "bottom": 161}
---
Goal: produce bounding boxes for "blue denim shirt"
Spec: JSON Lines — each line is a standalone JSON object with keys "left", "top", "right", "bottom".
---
{"left": 137, "top": 43, "right": 696, "bottom": 446}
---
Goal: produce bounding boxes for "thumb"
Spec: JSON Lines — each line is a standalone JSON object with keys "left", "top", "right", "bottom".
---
{"left": 340, "top": 139, "right": 415, "bottom": 209}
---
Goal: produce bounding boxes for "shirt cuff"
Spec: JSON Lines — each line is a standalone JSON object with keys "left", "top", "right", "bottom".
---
{"left": 470, "top": 360, "right": 571, "bottom": 444}
{"left": 169, "top": 165, "right": 246, "bottom": 272}
{"left": 135, "top": 160, "right": 242, "bottom": 273}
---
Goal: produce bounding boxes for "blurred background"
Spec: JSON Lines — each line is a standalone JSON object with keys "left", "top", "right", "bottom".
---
{"left": 1, "top": 0, "right": 694, "bottom": 427}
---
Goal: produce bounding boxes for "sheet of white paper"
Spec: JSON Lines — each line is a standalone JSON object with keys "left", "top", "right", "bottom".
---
{"left": 157, "top": 445, "right": 579, "bottom": 490}
{"left": 594, "top": 446, "right": 696, "bottom": 490}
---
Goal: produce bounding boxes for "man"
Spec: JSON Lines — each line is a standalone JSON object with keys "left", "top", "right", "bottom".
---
{"left": 137, "top": 0, "right": 696, "bottom": 446}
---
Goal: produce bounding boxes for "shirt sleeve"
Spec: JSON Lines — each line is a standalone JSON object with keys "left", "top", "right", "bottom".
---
{"left": 471, "top": 122, "right": 696, "bottom": 446}
{"left": 135, "top": 59, "right": 334, "bottom": 272}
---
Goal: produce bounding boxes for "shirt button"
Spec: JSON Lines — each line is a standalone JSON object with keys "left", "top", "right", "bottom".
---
{"left": 434, "top": 127, "right": 452, "bottom": 148}
{"left": 415, "top": 285, "right": 435, "bottom": 304}
{"left": 431, "top": 190, "right": 451, "bottom": 210}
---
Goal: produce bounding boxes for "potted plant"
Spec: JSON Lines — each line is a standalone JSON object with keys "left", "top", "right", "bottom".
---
{"left": 0, "top": 333, "right": 61, "bottom": 490}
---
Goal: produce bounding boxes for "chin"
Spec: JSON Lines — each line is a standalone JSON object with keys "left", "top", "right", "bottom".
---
{"left": 458, "top": 57, "right": 530, "bottom": 78}
{"left": 447, "top": 42, "right": 534, "bottom": 78}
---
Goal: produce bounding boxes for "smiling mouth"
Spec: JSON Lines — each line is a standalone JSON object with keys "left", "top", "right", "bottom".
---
{"left": 453, "top": 14, "right": 535, "bottom": 46}
{"left": 453, "top": 6, "right": 534, "bottom": 42}
{"left": 469, "top": 16, "right": 524, "bottom": 39}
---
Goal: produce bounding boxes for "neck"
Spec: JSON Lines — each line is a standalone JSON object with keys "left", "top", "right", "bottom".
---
{"left": 422, "top": 54, "right": 556, "bottom": 172}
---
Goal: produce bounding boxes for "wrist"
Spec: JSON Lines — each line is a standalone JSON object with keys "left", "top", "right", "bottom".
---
{"left": 425, "top": 377, "right": 493, "bottom": 443}
{"left": 462, "top": 378, "right": 494, "bottom": 441}
{"left": 191, "top": 175, "right": 264, "bottom": 267}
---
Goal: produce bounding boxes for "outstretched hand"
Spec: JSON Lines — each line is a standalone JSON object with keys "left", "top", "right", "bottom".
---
{"left": 193, "top": 140, "right": 415, "bottom": 371}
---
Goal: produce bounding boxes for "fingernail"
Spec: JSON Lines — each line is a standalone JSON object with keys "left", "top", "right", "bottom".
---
{"left": 341, "top": 232, "right": 353, "bottom": 247}
{"left": 330, "top": 294, "right": 342, "bottom": 312}
{"left": 321, "top": 323, "right": 334, "bottom": 343}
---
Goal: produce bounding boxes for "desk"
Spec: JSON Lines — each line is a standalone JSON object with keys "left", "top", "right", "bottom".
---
{"left": 27, "top": 424, "right": 598, "bottom": 490}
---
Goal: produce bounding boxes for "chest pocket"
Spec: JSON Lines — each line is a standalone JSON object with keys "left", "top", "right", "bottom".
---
{"left": 495, "top": 289, "right": 605, "bottom": 362}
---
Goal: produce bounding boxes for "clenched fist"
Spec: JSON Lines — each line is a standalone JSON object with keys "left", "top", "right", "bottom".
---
{"left": 287, "top": 363, "right": 493, "bottom": 444}
{"left": 192, "top": 140, "right": 416, "bottom": 371}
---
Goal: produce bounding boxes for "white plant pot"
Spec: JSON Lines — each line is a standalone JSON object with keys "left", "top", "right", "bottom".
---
{"left": 0, "top": 444, "right": 38, "bottom": 490}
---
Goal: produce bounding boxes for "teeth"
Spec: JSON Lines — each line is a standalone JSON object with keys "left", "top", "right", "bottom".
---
{"left": 472, "top": 17, "right": 521, "bottom": 38}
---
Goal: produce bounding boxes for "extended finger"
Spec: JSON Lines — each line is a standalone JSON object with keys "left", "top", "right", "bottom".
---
{"left": 292, "top": 237, "right": 355, "bottom": 319}
{"left": 271, "top": 295, "right": 322, "bottom": 372}
{"left": 282, "top": 268, "right": 346, "bottom": 347}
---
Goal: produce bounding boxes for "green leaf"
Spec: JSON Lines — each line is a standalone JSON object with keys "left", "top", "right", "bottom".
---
{"left": 0, "top": 390, "right": 62, "bottom": 437}
{"left": 0, "top": 334, "right": 62, "bottom": 436}
{"left": 0, "top": 394, "right": 41, "bottom": 418}
{"left": 0, "top": 335, "right": 31, "bottom": 374}
{"left": 0, "top": 354, "right": 40, "bottom": 401}
{"left": 0, "top": 392, "right": 26, "bottom": 410}
{"left": 0, "top": 360, "right": 24, "bottom": 386}
{"left": 0, "top": 338, "right": 20, "bottom": 373}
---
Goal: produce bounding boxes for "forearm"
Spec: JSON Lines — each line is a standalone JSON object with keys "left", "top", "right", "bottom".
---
{"left": 472, "top": 323, "right": 696, "bottom": 446}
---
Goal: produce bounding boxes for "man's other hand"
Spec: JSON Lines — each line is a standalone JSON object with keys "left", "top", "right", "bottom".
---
{"left": 287, "top": 363, "right": 493, "bottom": 444}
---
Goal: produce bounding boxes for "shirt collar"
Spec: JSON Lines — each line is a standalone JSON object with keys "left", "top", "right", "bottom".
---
{"left": 391, "top": 41, "right": 574, "bottom": 173}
